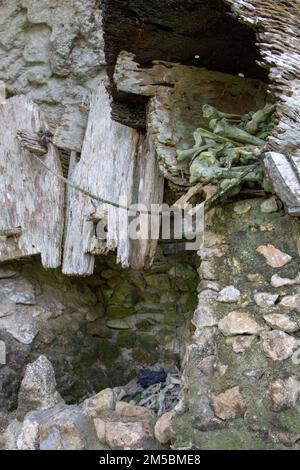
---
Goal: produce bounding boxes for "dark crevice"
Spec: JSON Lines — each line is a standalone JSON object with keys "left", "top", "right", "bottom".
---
{"left": 101, "top": 0, "right": 269, "bottom": 128}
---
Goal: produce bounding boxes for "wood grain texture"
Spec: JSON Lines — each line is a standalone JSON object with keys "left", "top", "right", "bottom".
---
{"left": 0, "top": 96, "right": 64, "bottom": 267}
{"left": 53, "top": 105, "right": 89, "bottom": 153}
{"left": 62, "top": 84, "right": 163, "bottom": 275}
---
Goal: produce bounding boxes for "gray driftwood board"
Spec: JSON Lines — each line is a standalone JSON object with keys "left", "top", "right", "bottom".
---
{"left": 0, "top": 95, "right": 64, "bottom": 268}
{"left": 62, "top": 84, "right": 164, "bottom": 275}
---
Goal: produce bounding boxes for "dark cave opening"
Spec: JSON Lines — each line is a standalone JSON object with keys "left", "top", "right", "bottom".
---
{"left": 102, "top": 0, "right": 269, "bottom": 130}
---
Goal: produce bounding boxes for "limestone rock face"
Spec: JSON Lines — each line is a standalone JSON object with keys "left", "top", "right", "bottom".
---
{"left": 0, "top": 0, "right": 106, "bottom": 121}
{"left": 17, "top": 355, "right": 64, "bottom": 420}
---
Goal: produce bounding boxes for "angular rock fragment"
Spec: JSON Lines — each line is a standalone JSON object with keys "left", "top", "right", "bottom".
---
{"left": 17, "top": 405, "right": 102, "bottom": 450}
{"left": 154, "top": 410, "right": 176, "bottom": 444}
{"left": 260, "top": 197, "right": 278, "bottom": 213}
{"left": 271, "top": 273, "right": 300, "bottom": 288}
{"left": 232, "top": 335, "right": 255, "bottom": 353}
{"left": 263, "top": 314, "right": 299, "bottom": 333}
{"left": 280, "top": 295, "right": 300, "bottom": 312}
{"left": 211, "top": 386, "right": 246, "bottom": 420}
{"left": 254, "top": 292, "right": 278, "bottom": 307}
{"left": 17, "top": 355, "right": 63, "bottom": 420}
{"left": 261, "top": 330, "right": 297, "bottom": 361}
{"left": 81, "top": 388, "right": 115, "bottom": 418}
{"left": 269, "top": 377, "right": 300, "bottom": 411}
{"left": 217, "top": 286, "right": 241, "bottom": 303}
{"left": 218, "top": 311, "right": 262, "bottom": 336}
{"left": 256, "top": 244, "right": 291, "bottom": 268}
{"left": 105, "top": 421, "right": 151, "bottom": 450}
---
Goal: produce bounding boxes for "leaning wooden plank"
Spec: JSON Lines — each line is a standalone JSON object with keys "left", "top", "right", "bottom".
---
{"left": 114, "top": 51, "right": 173, "bottom": 96}
{"left": 0, "top": 95, "right": 64, "bottom": 268}
{"left": 62, "top": 84, "right": 139, "bottom": 275}
{"left": 53, "top": 105, "right": 89, "bottom": 153}
{"left": 262, "top": 152, "right": 300, "bottom": 212}
{"left": 128, "top": 130, "right": 164, "bottom": 270}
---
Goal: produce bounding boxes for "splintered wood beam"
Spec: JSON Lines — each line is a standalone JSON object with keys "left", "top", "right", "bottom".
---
{"left": 262, "top": 152, "right": 300, "bottom": 210}
{"left": 0, "top": 95, "right": 64, "bottom": 268}
{"left": 0, "top": 227, "right": 22, "bottom": 237}
{"left": 62, "top": 84, "right": 164, "bottom": 275}
{"left": 114, "top": 51, "right": 174, "bottom": 96}
{"left": 16, "top": 130, "right": 47, "bottom": 156}
{"left": 53, "top": 105, "right": 89, "bottom": 153}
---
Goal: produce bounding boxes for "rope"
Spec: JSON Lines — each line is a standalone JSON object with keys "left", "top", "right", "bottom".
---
{"left": 29, "top": 152, "right": 260, "bottom": 215}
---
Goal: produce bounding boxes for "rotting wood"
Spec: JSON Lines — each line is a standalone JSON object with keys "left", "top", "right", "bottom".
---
{"left": 62, "top": 84, "right": 164, "bottom": 275}
{"left": 16, "top": 130, "right": 47, "bottom": 156}
{"left": 53, "top": 105, "right": 89, "bottom": 153}
{"left": 262, "top": 152, "right": 300, "bottom": 214}
{"left": 0, "top": 95, "right": 64, "bottom": 268}
{"left": 0, "top": 227, "right": 22, "bottom": 237}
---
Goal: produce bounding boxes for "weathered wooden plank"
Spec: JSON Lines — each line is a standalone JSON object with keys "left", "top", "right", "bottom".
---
{"left": 62, "top": 84, "right": 163, "bottom": 275}
{"left": 128, "top": 129, "right": 164, "bottom": 270}
{"left": 53, "top": 105, "right": 89, "bottom": 153}
{"left": 262, "top": 152, "right": 300, "bottom": 212}
{"left": 0, "top": 95, "right": 64, "bottom": 268}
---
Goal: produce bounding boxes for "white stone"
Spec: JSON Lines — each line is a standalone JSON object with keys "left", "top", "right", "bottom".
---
{"left": 271, "top": 273, "right": 300, "bottom": 288}
{"left": 17, "top": 417, "right": 40, "bottom": 450}
{"left": 254, "top": 292, "right": 279, "bottom": 307}
{"left": 93, "top": 418, "right": 106, "bottom": 443}
{"left": 217, "top": 286, "right": 241, "bottom": 303}
{"left": 269, "top": 377, "right": 300, "bottom": 411}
